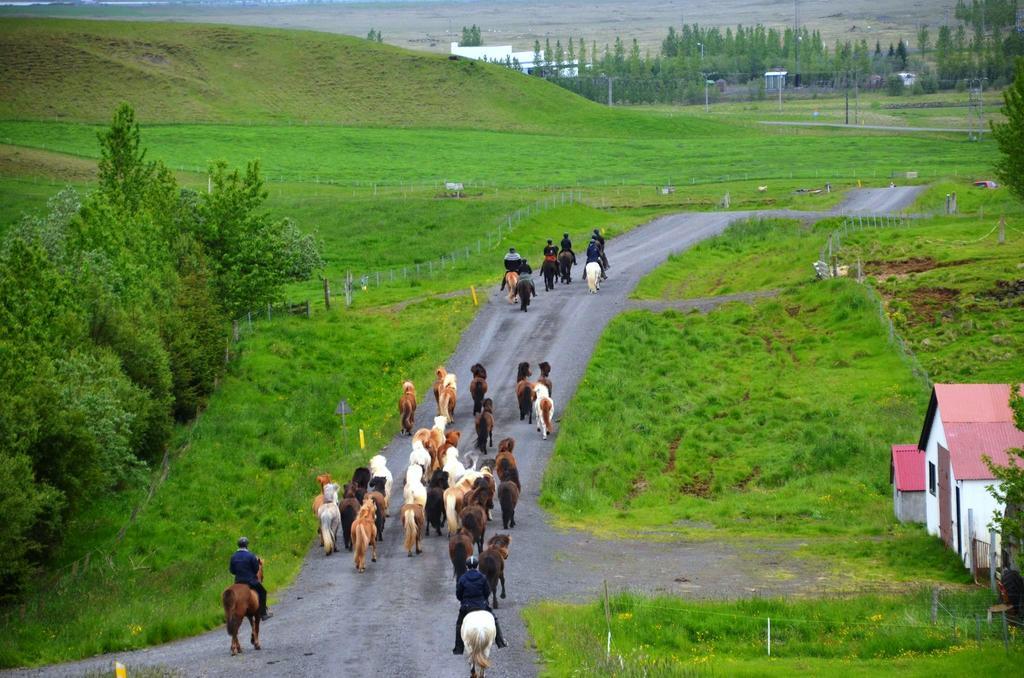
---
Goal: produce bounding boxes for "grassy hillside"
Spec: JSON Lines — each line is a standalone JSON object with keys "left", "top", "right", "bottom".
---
{"left": 0, "top": 18, "right": 718, "bottom": 138}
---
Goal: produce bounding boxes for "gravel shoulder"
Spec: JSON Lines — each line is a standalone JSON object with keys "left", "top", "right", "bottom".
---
{"left": 7, "top": 189, "right": 923, "bottom": 678}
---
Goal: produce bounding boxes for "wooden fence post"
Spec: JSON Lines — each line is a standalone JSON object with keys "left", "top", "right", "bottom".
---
{"left": 323, "top": 277, "right": 331, "bottom": 310}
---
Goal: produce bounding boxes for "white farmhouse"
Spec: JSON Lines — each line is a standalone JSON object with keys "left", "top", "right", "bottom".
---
{"left": 920, "top": 384, "right": 1024, "bottom": 569}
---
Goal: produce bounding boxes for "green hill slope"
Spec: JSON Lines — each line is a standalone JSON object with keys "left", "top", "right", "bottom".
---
{"left": 0, "top": 18, "right": 718, "bottom": 138}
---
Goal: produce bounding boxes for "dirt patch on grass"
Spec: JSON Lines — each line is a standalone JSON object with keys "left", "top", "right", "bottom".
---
{"left": 988, "top": 279, "right": 1024, "bottom": 300}
{"left": 735, "top": 466, "right": 761, "bottom": 491}
{"left": 625, "top": 474, "right": 648, "bottom": 502}
{"left": 906, "top": 287, "right": 960, "bottom": 325}
{"left": 0, "top": 144, "right": 97, "bottom": 182}
{"left": 680, "top": 472, "right": 713, "bottom": 498}
{"left": 663, "top": 436, "right": 680, "bottom": 474}
{"left": 865, "top": 257, "right": 976, "bottom": 280}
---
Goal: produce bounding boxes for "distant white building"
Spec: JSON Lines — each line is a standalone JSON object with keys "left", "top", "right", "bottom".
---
{"left": 764, "top": 70, "right": 787, "bottom": 91}
{"left": 898, "top": 72, "right": 917, "bottom": 87}
{"left": 449, "top": 43, "right": 577, "bottom": 76}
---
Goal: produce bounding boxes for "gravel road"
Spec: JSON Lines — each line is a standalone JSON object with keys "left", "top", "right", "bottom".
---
{"left": 9, "top": 188, "right": 922, "bottom": 678}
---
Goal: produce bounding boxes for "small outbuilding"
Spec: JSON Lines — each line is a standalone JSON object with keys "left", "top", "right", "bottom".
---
{"left": 891, "top": 444, "right": 926, "bottom": 523}
{"left": 764, "top": 70, "right": 787, "bottom": 91}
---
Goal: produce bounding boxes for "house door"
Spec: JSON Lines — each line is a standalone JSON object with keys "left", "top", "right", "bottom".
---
{"left": 938, "top": 444, "right": 952, "bottom": 547}
{"left": 955, "top": 486, "right": 962, "bottom": 557}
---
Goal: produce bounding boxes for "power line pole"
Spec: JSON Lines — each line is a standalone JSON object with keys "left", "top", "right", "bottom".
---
{"left": 794, "top": 0, "right": 800, "bottom": 87}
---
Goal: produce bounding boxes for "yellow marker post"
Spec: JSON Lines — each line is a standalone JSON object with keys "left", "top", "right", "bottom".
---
{"left": 115, "top": 662, "right": 127, "bottom": 678}
{"left": 359, "top": 429, "right": 365, "bottom": 450}
{"left": 858, "top": 179, "right": 862, "bottom": 188}
{"left": 470, "top": 286, "right": 478, "bottom": 306}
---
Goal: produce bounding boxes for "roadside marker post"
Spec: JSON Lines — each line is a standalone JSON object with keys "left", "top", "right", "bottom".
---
{"left": 115, "top": 662, "right": 127, "bottom": 678}
{"left": 359, "top": 429, "right": 365, "bottom": 450}
{"left": 470, "top": 286, "right": 478, "bottom": 306}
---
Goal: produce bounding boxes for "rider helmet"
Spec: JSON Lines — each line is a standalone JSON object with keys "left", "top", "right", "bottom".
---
{"left": 466, "top": 555, "right": 479, "bottom": 569}
{"left": 563, "top": 233, "right": 569, "bottom": 238}
{"left": 547, "top": 239, "right": 553, "bottom": 245}
{"left": 238, "top": 536, "right": 249, "bottom": 549}
{"left": 509, "top": 247, "right": 516, "bottom": 253}
{"left": 593, "top": 228, "right": 600, "bottom": 235}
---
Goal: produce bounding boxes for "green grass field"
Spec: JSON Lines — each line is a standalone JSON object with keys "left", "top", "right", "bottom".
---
{"left": 525, "top": 590, "right": 1022, "bottom": 676}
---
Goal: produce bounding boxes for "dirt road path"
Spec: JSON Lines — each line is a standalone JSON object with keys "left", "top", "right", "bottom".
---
{"left": 11, "top": 189, "right": 921, "bottom": 678}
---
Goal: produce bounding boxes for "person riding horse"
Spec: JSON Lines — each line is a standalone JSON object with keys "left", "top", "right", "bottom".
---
{"left": 500, "top": 247, "right": 523, "bottom": 288}
{"left": 582, "top": 236, "right": 606, "bottom": 281}
{"left": 592, "top": 228, "right": 609, "bottom": 274}
{"left": 518, "top": 258, "right": 537, "bottom": 297}
{"left": 229, "top": 537, "right": 272, "bottom": 621}
{"left": 559, "top": 233, "right": 576, "bottom": 266}
{"left": 543, "top": 240, "right": 559, "bottom": 262}
{"left": 541, "top": 240, "right": 560, "bottom": 291}
{"left": 453, "top": 555, "right": 507, "bottom": 654}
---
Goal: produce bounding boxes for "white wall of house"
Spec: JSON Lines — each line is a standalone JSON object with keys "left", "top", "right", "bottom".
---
{"left": 957, "top": 478, "right": 1003, "bottom": 568}
{"left": 924, "top": 405, "right": 947, "bottom": 537}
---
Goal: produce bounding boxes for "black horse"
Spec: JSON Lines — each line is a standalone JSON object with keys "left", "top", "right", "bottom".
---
{"left": 558, "top": 250, "right": 574, "bottom": 284}
{"left": 540, "top": 259, "right": 558, "bottom": 291}
{"left": 515, "top": 277, "right": 534, "bottom": 312}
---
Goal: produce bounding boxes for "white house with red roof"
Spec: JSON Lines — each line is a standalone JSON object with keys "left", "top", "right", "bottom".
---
{"left": 891, "top": 444, "right": 926, "bottom": 523}
{"left": 919, "top": 384, "right": 1024, "bottom": 568}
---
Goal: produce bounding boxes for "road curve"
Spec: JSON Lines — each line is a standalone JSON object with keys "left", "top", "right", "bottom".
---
{"left": 9, "top": 188, "right": 922, "bottom": 678}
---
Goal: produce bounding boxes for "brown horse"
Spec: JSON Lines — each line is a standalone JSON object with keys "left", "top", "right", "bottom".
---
{"left": 400, "top": 503, "right": 425, "bottom": 557}
{"left": 449, "top": 528, "right": 475, "bottom": 579}
{"left": 398, "top": 380, "right": 417, "bottom": 435}
{"left": 438, "top": 373, "right": 457, "bottom": 423}
{"left": 558, "top": 249, "right": 574, "bottom": 284}
{"left": 459, "top": 504, "right": 487, "bottom": 553}
{"left": 502, "top": 271, "right": 519, "bottom": 304}
{"left": 366, "top": 489, "right": 387, "bottom": 542}
{"left": 515, "top": 379, "right": 533, "bottom": 423}
{"left": 352, "top": 498, "right": 378, "bottom": 572}
{"left": 434, "top": 430, "right": 461, "bottom": 473}
{"left": 339, "top": 495, "right": 360, "bottom": 550}
{"left": 222, "top": 559, "right": 263, "bottom": 656}
{"left": 498, "top": 481, "right": 519, "bottom": 529}
{"left": 495, "top": 444, "right": 520, "bottom": 490}
{"left": 469, "top": 364, "right": 488, "bottom": 416}
{"left": 474, "top": 398, "right": 494, "bottom": 454}
{"left": 480, "top": 535, "right": 511, "bottom": 608}
{"left": 538, "top": 361, "right": 552, "bottom": 398}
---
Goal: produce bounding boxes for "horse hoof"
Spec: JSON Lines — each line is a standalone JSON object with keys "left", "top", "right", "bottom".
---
{"left": 407, "top": 553, "right": 412, "bottom": 558}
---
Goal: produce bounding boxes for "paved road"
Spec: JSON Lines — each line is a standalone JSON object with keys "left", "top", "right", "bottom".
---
{"left": 9, "top": 188, "right": 923, "bottom": 678}
{"left": 759, "top": 120, "right": 971, "bottom": 133}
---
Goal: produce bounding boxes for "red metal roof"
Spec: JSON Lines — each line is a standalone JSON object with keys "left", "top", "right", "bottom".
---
{"left": 946, "top": 423, "right": 1024, "bottom": 481}
{"left": 891, "top": 444, "right": 925, "bottom": 491}
{"left": 934, "top": 383, "right": 1017, "bottom": 423}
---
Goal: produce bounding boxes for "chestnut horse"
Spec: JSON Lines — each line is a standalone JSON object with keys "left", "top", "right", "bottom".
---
{"left": 438, "top": 373, "right": 457, "bottom": 423}
{"left": 398, "top": 380, "right": 417, "bottom": 435}
{"left": 400, "top": 502, "right": 425, "bottom": 557}
{"left": 502, "top": 271, "right": 519, "bottom": 304}
{"left": 469, "top": 364, "right": 488, "bottom": 416}
{"left": 449, "top": 528, "right": 475, "bottom": 579}
{"left": 222, "top": 558, "right": 263, "bottom": 656}
{"left": 474, "top": 398, "right": 494, "bottom": 454}
{"left": 480, "top": 534, "right": 511, "bottom": 608}
{"left": 459, "top": 504, "right": 487, "bottom": 553}
{"left": 432, "top": 366, "right": 447, "bottom": 409}
{"left": 352, "top": 498, "right": 378, "bottom": 572}
{"left": 498, "top": 481, "right": 519, "bottom": 529}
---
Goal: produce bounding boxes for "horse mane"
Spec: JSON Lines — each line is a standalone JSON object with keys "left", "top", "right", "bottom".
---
{"left": 435, "top": 366, "right": 447, "bottom": 381}
{"left": 357, "top": 498, "right": 377, "bottom": 521}
{"left": 498, "top": 437, "right": 515, "bottom": 453}
{"left": 446, "top": 430, "right": 461, "bottom": 446}
{"left": 471, "top": 363, "right": 486, "bottom": 379}
{"left": 481, "top": 398, "right": 493, "bottom": 413}
{"left": 516, "top": 362, "right": 531, "bottom": 381}
{"left": 442, "top": 373, "right": 457, "bottom": 390}
{"left": 539, "top": 361, "right": 551, "bottom": 377}
{"left": 402, "top": 380, "right": 416, "bottom": 395}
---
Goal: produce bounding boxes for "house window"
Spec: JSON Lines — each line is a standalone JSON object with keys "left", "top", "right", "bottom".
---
{"left": 928, "top": 462, "right": 936, "bottom": 496}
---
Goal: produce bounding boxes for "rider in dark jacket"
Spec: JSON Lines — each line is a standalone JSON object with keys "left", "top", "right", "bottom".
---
{"left": 543, "top": 240, "right": 559, "bottom": 261}
{"left": 453, "top": 556, "right": 507, "bottom": 654}
{"left": 229, "top": 537, "right": 272, "bottom": 620}
{"left": 582, "top": 237, "right": 606, "bottom": 280}
{"left": 518, "top": 258, "right": 537, "bottom": 296}
{"left": 560, "top": 233, "right": 575, "bottom": 264}
{"left": 592, "top": 228, "right": 609, "bottom": 274}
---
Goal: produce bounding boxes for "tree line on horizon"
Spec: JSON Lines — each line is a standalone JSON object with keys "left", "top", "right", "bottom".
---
{"left": 0, "top": 104, "right": 322, "bottom": 599}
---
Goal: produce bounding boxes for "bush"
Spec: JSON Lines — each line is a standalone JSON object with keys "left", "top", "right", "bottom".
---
{"left": 885, "top": 75, "right": 905, "bottom": 96}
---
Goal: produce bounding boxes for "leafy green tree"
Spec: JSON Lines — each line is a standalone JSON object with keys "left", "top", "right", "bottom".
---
{"left": 917, "top": 25, "right": 930, "bottom": 55}
{"left": 984, "top": 385, "right": 1024, "bottom": 545}
{"left": 991, "top": 58, "right": 1024, "bottom": 202}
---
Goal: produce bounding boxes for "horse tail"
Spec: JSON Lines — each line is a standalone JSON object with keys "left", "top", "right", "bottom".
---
{"left": 223, "top": 589, "right": 241, "bottom": 637}
{"left": 465, "top": 619, "right": 493, "bottom": 670}
{"left": 353, "top": 523, "right": 367, "bottom": 566}
{"left": 453, "top": 539, "right": 469, "bottom": 579}
{"left": 445, "top": 491, "right": 460, "bottom": 534}
{"left": 475, "top": 415, "right": 488, "bottom": 453}
{"left": 320, "top": 510, "right": 335, "bottom": 555}
{"left": 403, "top": 507, "right": 417, "bottom": 554}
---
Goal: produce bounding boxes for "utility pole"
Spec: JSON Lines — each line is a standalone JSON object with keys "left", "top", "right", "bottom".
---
{"left": 607, "top": 76, "right": 613, "bottom": 106}
{"left": 794, "top": 0, "right": 800, "bottom": 87}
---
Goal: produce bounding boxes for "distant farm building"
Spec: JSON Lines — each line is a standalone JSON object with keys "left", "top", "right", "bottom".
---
{"left": 764, "top": 70, "right": 787, "bottom": 91}
{"left": 898, "top": 72, "right": 917, "bottom": 87}
{"left": 920, "top": 384, "right": 1024, "bottom": 569}
{"left": 449, "top": 43, "right": 578, "bottom": 76}
{"left": 891, "top": 444, "right": 926, "bottom": 523}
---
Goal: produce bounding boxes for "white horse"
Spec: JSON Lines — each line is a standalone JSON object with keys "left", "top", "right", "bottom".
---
{"left": 322, "top": 482, "right": 340, "bottom": 505}
{"left": 532, "top": 383, "right": 554, "bottom": 440}
{"left": 368, "top": 455, "right": 393, "bottom": 510}
{"left": 409, "top": 440, "right": 431, "bottom": 479}
{"left": 443, "top": 447, "right": 467, "bottom": 488}
{"left": 403, "top": 477, "right": 427, "bottom": 507}
{"left": 318, "top": 501, "right": 341, "bottom": 556}
{"left": 461, "top": 610, "right": 497, "bottom": 677}
{"left": 585, "top": 261, "right": 602, "bottom": 293}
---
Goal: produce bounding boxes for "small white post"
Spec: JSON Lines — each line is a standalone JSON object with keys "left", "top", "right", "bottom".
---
{"left": 767, "top": 617, "right": 771, "bottom": 656}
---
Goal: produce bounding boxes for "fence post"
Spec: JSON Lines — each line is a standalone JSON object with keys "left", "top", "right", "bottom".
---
{"left": 767, "top": 617, "right": 771, "bottom": 656}
{"left": 931, "top": 588, "right": 939, "bottom": 624}
{"left": 991, "top": 528, "right": 999, "bottom": 592}
{"left": 305, "top": 299, "right": 310, "bottom": 318}
{"left": 323, "top": 278, "right": 331, "bottom": 310}
{"left": 232, "top": 320, "right": 240, "bottom": 342}
{"left": 603, "top": 580, "right": 612, "bottom": 660}
{"left": 1002, "top": 611, "right": 1010, "bottom": 652}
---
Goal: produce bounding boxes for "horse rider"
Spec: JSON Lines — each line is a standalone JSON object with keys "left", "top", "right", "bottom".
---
{"left": 592, "top": 228, "right": 609, "bottom": 272}
{"left": 582, "top": 235, "right": 606, "bottom": 281}
{"left": 453, "top": 555, "right": 507, "bottom": 655}
{"left": 559, "top": 232, "right": 576, "bottom": 265}
{"left": 229, "top": 537, "right": 272, "bottom": 621}
{"left": 543, "top": 239, "right": 559, "bottom": 263}
{"left": 518, "top": 258, "right": 537, "bottom": 296}
{"left": 500, "top": 247, "right": 523, "bottom": 288}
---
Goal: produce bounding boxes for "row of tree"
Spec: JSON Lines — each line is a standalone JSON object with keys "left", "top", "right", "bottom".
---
{"left": 513, "top": 16, "right": 1021, "bottom": 105}
{"left": 0, "top": 104, "right": 322, "bottom": 598}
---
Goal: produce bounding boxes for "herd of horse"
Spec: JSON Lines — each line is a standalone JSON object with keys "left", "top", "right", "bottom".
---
{"left": 502, "top": 249, "right": 604, "bottom": 313}
{"left": 292, "top": 363, "right": 555, "bottom": 675}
